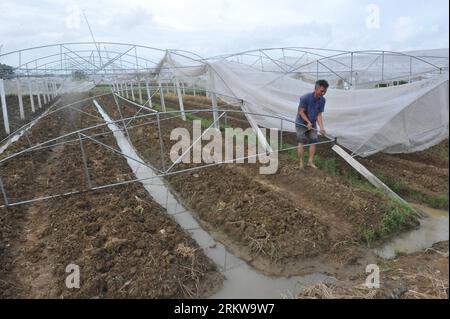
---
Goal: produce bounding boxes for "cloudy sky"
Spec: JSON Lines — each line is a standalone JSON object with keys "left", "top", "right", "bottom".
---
{"left": 0, "top": 0, "right": 448, "bottom": 57}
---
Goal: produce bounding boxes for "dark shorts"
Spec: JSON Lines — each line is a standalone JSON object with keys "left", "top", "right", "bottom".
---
{"left": 296, "top": 125, "right": 318, "bottom": 144}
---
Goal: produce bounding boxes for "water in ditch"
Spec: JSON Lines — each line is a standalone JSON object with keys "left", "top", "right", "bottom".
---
{"left": 375, "top": 204, "right": 449, "bottom": 259}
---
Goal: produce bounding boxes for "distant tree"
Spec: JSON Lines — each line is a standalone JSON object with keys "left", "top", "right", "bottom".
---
{"left": 72, "top": 70, "right": 88, "bottom": 81}
{"left": 0, "top": 63, "right": 15, "bottom": 79}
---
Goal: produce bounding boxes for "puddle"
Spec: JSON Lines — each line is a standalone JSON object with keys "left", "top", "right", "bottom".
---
{"left": 93, "top": 99, "right": 332, "bottom": 298}
{"left": 375, "top": 204, "right": 449, "bottom": 259}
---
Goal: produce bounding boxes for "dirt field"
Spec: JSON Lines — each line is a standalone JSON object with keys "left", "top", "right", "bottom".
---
{"left": 0, "top": 93, "right": 223, "bottom": 298}
{"left": 281, "top": 128, "right": 449, "bottom": 210}
{"left": 359, "top": 141, "right": 449, "bottom": 209}
{"left": 0, "top": 94, "right": 54, "bottom": 140}
{"left": 97, "top": 94, "right": 421, "bottom": 280}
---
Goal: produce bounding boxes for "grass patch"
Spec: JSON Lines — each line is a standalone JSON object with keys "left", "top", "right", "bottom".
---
{"left": 359, "top": 199, "right": 418, "bottom": 245}
{"left": 379, "top": 173, "right": 449, "bottom": 209}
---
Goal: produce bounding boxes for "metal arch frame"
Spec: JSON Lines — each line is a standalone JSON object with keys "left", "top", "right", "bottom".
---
{"left": 207, "top": 47, "right": 448, "bottom": 88}
{"left": 7, "top": 51, "right": 197, "bottom": 77}
{"left": 0, "top": 42, "right": 236, "bottom": 103}
{"left": 0, "top": 42, "right": 208, "bottom": 71}
{"left": 0, "top": 42, "right": 244, "bottom": 143}
{"left": 210, "top": 47, "right": 447, "bottom": 70}
{"left": 1, "top": 43, "right": 447, "bottom": 159}
{"left": 1, "top": 43, "right": 447, "bottom": 86}
{"left": 0, "top": 89, "right": 335, "bottom": 208}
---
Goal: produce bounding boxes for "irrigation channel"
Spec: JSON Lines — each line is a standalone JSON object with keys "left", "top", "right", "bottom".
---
{"left": 376, "top": 204, "right": 448, "bottom": 260}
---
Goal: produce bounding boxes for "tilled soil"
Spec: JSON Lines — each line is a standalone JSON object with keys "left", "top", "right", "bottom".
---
{"left": 0, "top": 95, "right": 54, "bottom": 140}
{"left": 98, "top": 94, "right": 418, "bottom": 277}
{"left": 282, "top": 129, "right": 449, "bottom": 209}
{"left": 0, "top": 93, "right": 222, "bottom": 298}
{"left": 359, "top": 144, "right": 449, "bottom": 206}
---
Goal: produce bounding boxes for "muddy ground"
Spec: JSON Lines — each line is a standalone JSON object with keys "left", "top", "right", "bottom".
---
{"left": 0, "top": 94, "right": 55, "bottom": 140}
{"left": 98, "top": 94, "right": 421, "bottom": 280}
{"left": 299, "top": 241, "right": 449, "bottom": 299}
{"left": 0, "top": 93, "right": 222, "bottom": 298}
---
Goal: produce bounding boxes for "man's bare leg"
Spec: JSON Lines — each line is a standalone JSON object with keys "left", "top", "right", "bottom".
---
{"left": 297, "top": 143, "right": 305, "bottom": 169}
{"left": 307, "top": 144, "right": 318, "bottom": 169}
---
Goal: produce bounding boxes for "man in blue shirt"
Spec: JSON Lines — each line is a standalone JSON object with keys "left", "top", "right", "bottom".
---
{"left": 295, "top": 79, "right": 328, "bottom": 169}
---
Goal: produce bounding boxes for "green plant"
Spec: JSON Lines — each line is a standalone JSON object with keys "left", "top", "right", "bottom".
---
{"left": 378, "top": 201, "right": 414, "bottom": 236}
{"left": 378, "top": 173, "right": 449, "bottom": 209}
{"left": 360, "top": 228, "right": 376, "bottom": 245}
{"left": 358, "top": 198, "right": 418, "bottom": 246}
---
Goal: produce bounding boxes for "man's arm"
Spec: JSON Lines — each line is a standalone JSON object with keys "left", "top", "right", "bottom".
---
{"left": 299, "top": 108, "right": 312, "bottom": 130}
{"left": 317, "top": 113, "right": 325, "bottom": 136}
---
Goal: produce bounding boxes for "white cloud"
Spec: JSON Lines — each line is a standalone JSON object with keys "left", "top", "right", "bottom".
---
{"left": 0, "top": 0, "right": 448, "bottom": 58}
{"left": 394, "top": 16, "right": 415, "bottom": 42}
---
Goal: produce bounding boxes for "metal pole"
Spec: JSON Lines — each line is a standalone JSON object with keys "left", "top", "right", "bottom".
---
{"left": 175, "top": 78, "right": 186, "bottom": 121}
{"left": 16, "top": 77, "right": 25, "bottom": 120}
{"left": 0, "top": 79, "right": 10, "bottom": 135}
{"left": 145, "top": 79, "right": 153, "bottom": 108}
{"left": 42, "top": 81, "right": 48, "bottom": 105}
{"left": 45, "top": 79, "right": 51, "bottom": 102}
{"left": 280, "top": 119, "right": 283, "bottom": 151}
{"left": 381, "top": 51, "right": 385, "bottom": 82}
{"left": 159, "top": 83, "right": 166, "bottom": 112}
{"left": 131, "top": 82, "right": 135, "bottom": 101}
{"left": 156, "top": 113, "right": 166, "bottom": 171}
{"left": 37, "top": 81, "right": 42, "bottom": 109}
{"left": 78, "top": 133, "right": 92, "bottom": 189}
{"left": 211, "top": 92, "right": 219, "bottom": 129}
{"left": 138, "top": 78, "right": 143, "bottom": 104}
{"left": 118, "top": 82, "right": 122, "bottom": 96}
{"left": 28, "top": 77, "right": 35, "bottom": 113}
{"left": 350, "top": 52, "right": 354, "bottom": 89}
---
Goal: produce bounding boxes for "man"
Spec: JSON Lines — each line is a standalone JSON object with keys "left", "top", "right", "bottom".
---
{"left": 295, "top": 79, "right": 328, "bottom": 169}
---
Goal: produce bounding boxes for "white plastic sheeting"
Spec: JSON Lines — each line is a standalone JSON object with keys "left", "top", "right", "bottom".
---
{"left": 162, "top": 53, "right": 449, "bottom": 157}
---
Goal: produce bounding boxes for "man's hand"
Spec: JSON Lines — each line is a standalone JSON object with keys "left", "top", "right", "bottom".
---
{"left": 307, "top": 122, "right": 313, "bottom": 130}
{"left": 320, "top": 129, "right": 326, "bottom": 136}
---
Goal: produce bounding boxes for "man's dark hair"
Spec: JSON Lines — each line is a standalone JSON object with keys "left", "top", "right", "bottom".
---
{"left": 315, "top": 79, "right": 329, "bottom": 89}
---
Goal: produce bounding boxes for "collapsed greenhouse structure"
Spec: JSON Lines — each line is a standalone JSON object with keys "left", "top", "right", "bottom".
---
{"left": 0, "top": 43, "right": 448, "bottom": 298}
